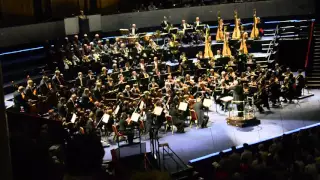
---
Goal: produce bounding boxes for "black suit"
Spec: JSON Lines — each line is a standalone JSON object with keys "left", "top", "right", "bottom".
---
{"left": 13, "top": 91, "right": 28, "bottom": 111}
{"left": 39, "top": 80, "right": 50, "bottom": 95}
{"left": 75, "top": 77, "right": 87, "bottom": 87}
{"left": 193, "top": 101, "right": 209, "bottom": 128}
{"left": 122, "top": 89, "right": 131, "bottom": 98}
{"left": 81, "top": 94, "right": 92, "bottom": 109}
{"left": 86, "top": 75, "right": 96, "bottom": 88}
{"left": 93, "top": 88, "right": 102, "bottom": 101}
{"left": 25, "top": 86, "right": 37, "bottom": 100}
{"left": 129, "top": 28, "right": 138, "bottom": 35}
{"left": 66, "top": 99, "right": 76, "bottom": 115}
{"left": 57, "top": 102, "right": 67, "bottom": 118}
{"left": 52, "top": 75, "right": 65, "bottom": 89}
{"left": 230, "top": 84, "right": 244, "bottom": 117}
{"left": 194, "top": 21, "right": 202, "bottom": 28}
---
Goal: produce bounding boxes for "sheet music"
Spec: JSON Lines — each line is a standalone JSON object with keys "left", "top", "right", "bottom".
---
{"left": 139, "top": 101, "right": 145, "bottom": 110}
{"left": 131, "top": 112, "right": 140, "bottom": 122}
{"left": 220, "top": 96, "right": 233, "bottom": 102}
{"left": 203, "top": 98, "right": 212, "bottom": 108}
{"left": 114, "top": 105, "right": 120, "bottom": 115}
{"left": 178, "top": 102, "right": 188, "bottom": 111}
{"left": 153, "top": 106, "right": 163, "bottom": 116}
{"left": 102, "top": 114, "right": 110, "bottom": 123}
{"left": 71, "top": 113, "right": 77, "bottom": 123}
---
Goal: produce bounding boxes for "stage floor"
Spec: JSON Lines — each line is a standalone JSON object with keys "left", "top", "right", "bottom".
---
{"left": 103, "top": 89, "right": 320, "bottom": 166}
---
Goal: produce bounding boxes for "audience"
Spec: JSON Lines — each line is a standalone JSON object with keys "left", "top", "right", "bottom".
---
{"left": 211, "top": 127, "right": 320, "bottom": 180}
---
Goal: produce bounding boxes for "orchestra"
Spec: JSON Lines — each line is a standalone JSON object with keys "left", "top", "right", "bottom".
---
{"left": 12, "top": 10, "right": 305, "bottom": 141}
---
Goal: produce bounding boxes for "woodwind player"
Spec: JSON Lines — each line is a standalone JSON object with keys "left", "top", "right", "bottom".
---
{"left": 216, "top": 11, "right": 224, "bottom": 42}
{"left": 232, "top": 10, "right": 241, "bottom": 40}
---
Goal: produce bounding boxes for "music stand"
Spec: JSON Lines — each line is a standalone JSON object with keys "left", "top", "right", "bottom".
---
{"left": 102, "top": 114, "right": 110, "bottom": 123}
{"left": 178, "top": 102, "right": 188, "bottom": 111}
{"left": 153, "top": 106, "right": 163, "bottom": 116}
{"left": 127, "top": 79, "right": 136, "bottom": 86}
{"left": 200, "top": 58, "right": 209, "bottom": 67}
{"left": 131, "top": 112, "right": 140, "bottom": 122}
{"left": 203, "top": 98, "right": 212, "bottom": 117}
{"left": 169, "top": 28, "right": 178, "bottom": 34}
{"left": 146, "top": 65, "right": 154, "bottom": 73}
{"left": 114, "top": 105, "right": 120, "bottom": 115}
{"left": 120, "top": 29, "right": 130, "bottom": 36}
{"left": 196, "top": 24, "right": 206, "bottom": 31}
{"left": 184, "top": 28, "right": 194, "bottom": 34}
{"left": 140, "top": 78, "right": 149, "bottom": 85}
{"left": 122, "top": 70, "right": 131, "bottom": 78}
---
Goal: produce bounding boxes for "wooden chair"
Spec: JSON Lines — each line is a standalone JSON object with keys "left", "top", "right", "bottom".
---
{"left": 189, "top": 109, "right": 198, "bottom": 128}
{"left": 165, "top": 115, "right": 174, "bottom": 134}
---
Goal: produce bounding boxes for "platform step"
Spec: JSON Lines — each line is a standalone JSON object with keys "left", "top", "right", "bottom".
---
{"left": 306, "top": 84, "right": 320, "bottom": 88}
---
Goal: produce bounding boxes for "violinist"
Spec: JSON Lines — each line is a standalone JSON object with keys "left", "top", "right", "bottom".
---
{"left": 93, "top": 82, "right": 103, "bottom": 102}
{"left": 81, "top": 88, "right": 94, "bottom": 109}
{"left": 131, "top": 84, "right": 141, "bottom": 97}
{"left": 124, "top": 62, "right": 132, "bottom": 71}
{"left": 168, "top": 103, "right": 185, "bottom": 133}
{"left": 100, "top": 67, "right": 109, "bottom": 83}
{"left": 123, "top": 85, "right": 132, "bottom": 98}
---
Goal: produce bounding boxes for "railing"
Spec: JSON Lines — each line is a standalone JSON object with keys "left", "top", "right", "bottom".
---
{"left": 267, "top": 25, "right": 279, "bottom": 62}
{"left": 305, "top": 21, "right": 315, "bottom": 68}
{"left": 159, "top": 143, "right": 188, "bottom": 173}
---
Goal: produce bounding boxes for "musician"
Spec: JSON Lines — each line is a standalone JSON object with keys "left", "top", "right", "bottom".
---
{"left": 39, "top": 76, "right": 51, "bottom": 95}
{"left": 73, "top": 35, "right": 82, "bottom": 47}
{"left": 57, "top": 97, "right": 67, "bottom": 119}
{"left": 131, "top": 84, "right": 141, "bottom": 97}
{"left": 296, "top": 69, "right": 305, "bottom": 96}
{"left": 131, "top": 71, "right": 139, "bottom": 81}
{"left": 25, "top": 79, "right": 38, "bottom": 101}
{"left": 93, "top": 82, "right": 103, "bottom": 101}
{"left": 118, "top": 113, "right": 134, "bottom": 144}
{"left": 194, "top": 17, "right": 201, "bottom": 28}
{"left": 86, "top": 70, "right": 96, "bottom": 88}
{"left": 75, "top": 72, "right": 86, "bottom": 88}
{"left": 168, "top": 104, "right": 185, "bottom": 133}
{"left": 229, "top": 79, "right": 244, "bottom": 117}
{"left": 180, "top": 20, "right": 191, "bottom": 30}
{"left": 123, "top": 85, "right": 132, "bottom": 98}
{"left": 81, "top": 88, "right": 93, "bottom": 109}
{"left": 93, "top": 34, "right": 100, "bottom": 46}
{"left": 161, "top": 16, "right": 171, "bottom": 31}
{"left": 100, "top": 67, "right": 109, "bottom": 83}
{"left": 66, "top": 94, "right": 77, "bottom": 115}
{"left": 148, "top": 39, "right": 158, "bottom": 52}
{"left": 148, "top": 78, "right": 159, "bottom": 90}
{"left": 81, "top": 34, "right": 90, "bottom": 45}
{"left": 214, "top": 49, "right": 223, "bottom": 60}
{"left": 135, "top": 42, "right": 144, "bottom": 54}
{"left": 13, "top": 86, "right": 29, "bottom": 112}
{"left": 130, "top": 24, "right": 138, "bottom": 36}
{"left": 193, "top": 97, "right": 209, "bottom": 128}
{"left": 52, "top": 70, "right": 65, "bottom": 89}
{"left": 153, "top": 56, "right": 160, "bottom": 71}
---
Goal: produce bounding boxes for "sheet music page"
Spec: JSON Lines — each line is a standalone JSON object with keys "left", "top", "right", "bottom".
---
{"left": 71, "top": 113, "right": 77, "bottom": 123}
{"left": 131, "top": 112, "right": 140, "bottom": 122}
{"left": 178, "top": 102, "right": 188, "bottom": 111}
{"left": 102, "top": 114, "right": 110, "bottom": 123}
{"left": 153, "top": 106, "right": 163, "bottom": 116}
{"left": 203, "top": 98, "right": 212, "bottom": 107}
{"left": 114, "top": 105, "right": 120, "bottom": 115}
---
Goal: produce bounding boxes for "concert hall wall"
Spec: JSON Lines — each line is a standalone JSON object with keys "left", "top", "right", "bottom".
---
{"left": 0, "top": 0, "right": 315, "bottom": 48}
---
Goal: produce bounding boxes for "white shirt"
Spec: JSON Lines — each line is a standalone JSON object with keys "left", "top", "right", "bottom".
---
{"left": 131, "top": 28, "right": 135, "bottom": 35}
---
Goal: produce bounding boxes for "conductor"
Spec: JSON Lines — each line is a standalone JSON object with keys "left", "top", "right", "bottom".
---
{"left": 229, "top": 79, "right": 244, "bottom": 117}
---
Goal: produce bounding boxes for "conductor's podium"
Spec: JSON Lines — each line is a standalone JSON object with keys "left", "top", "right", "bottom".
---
{"left": 221, "top": 96, "right": 261, "bottom": 128}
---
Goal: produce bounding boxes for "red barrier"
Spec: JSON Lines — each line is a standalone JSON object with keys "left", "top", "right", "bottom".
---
{"left": 305, "top": 21, "right": 315, "bottom": 68}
